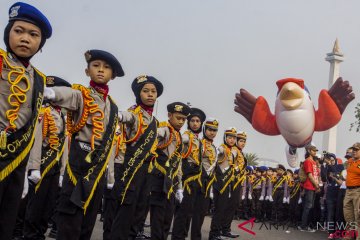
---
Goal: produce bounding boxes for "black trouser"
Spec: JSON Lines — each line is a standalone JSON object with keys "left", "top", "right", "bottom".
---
{"left": 172, "top": 181, "right": 199, "bottom": 240}
{"left": 209, "top": 186, "right": 230, "bottom": 239}
{"left": 236, "top": 186, "right": 246, "bottom": 219}
{"left": 271, "top": 188, "right": 285, "bottom": 222}
{"left": 150, "top": 173, "right": 175, "bottom": 240}
{"left": 264, "top": 199, "right": 272, "bottom": 221}
{"left": 0, "top": 158, "right": 28, "bottom": 240}
{"left": 327, "top": 187, "right": 339, "bottom": 234}
{"left": 335, "top": 188, "right": 346, "bottom": 231}
{"left": 24, "top": 172, "right": 59, "bottom": 240}
{"left": 222, "top": 185, "right": 240, "bottom": 233}
{"left": 103, "top": 164, "right": 124, "bottom": 240}
{"left": 251, "top": 188, "right": 263, "bottom": 221}
{"left": 110, "top": 162, "right": 150, "bottom": 240}
{"left": 56, "top": 171, "right": 105, "bottom": 240}
{"left": 191, "top": 188, "right": 211, "bottom": 240}
{"left": 289, "top": 191, "right": 301, "bottom": 225}
{"left": 12, "top": 195, "right": 29, "bottom": 238}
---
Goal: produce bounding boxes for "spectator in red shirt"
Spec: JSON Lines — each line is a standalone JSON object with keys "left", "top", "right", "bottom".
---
{"left": 298, "top": 145, "right": 320, "bottom": 232}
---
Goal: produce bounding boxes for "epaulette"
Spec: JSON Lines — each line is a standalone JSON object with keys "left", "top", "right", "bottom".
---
{"left": 158, "top": 121, "right": 169, "bottom": 128}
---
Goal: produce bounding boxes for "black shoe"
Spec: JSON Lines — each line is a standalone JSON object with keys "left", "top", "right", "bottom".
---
{"left": 221, "top": 231, "right": 239, "bottom": 238}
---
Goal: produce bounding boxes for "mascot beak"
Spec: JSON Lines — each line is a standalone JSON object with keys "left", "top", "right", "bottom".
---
{"left": 279, "top": 82, "right": 304, "bottom": 110}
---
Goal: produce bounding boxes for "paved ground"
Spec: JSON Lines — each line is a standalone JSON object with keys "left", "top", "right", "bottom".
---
{"left": 46, "top": 215, "right": 328, "bottom": 240}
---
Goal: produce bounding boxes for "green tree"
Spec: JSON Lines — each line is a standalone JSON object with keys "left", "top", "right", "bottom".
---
{"left": 350, "top": 102, "right": 360, "bottom": 132}
{"left": 244, "top": 152, "right": 260, "bottom": 166}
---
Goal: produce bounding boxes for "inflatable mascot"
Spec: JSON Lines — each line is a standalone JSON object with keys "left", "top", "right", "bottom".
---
{"left": 234, "top": 77, "right": 355, "bottom": 167}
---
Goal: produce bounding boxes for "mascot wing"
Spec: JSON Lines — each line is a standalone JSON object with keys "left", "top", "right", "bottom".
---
{"left": 235, "top": 89, "right": 280, "bottom": 136}
{"left": 315, "top": 77, "right": 355, "bottom": 131}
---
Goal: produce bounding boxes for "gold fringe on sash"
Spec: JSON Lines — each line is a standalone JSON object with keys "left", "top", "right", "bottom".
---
{"left": 35, "top": 140, "right": 66, "bottom": 192}
{"left": 183, "top": 173, "right": 201, "bottom": 194}
{"left": 0, "top": 130, "right": 36, "bottom": 181}
{"left": 233, "top": 174, "right": 246, "bottom": 190}
{"left": 83, "top": 129, "right": 117, "bottom": 214}
{"left": 66, "top": 161, "right": 77, "bottom": 186}
{"left": 205, "top": 175, "right": 216, "bottom": 198}
{"left": 220, "top": 169, "right": 235, "bottom": 194}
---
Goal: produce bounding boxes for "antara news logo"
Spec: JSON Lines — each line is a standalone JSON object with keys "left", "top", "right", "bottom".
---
{"left": 237, "top": 218, "right": 359, "bottom": 238}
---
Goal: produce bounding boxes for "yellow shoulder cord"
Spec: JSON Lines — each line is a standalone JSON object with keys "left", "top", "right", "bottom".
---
{"left": 123, "top": 106, "right": 143, "bottom": 144}
{"left": 42, "top": 107, "right": 60, "bottom": 150}
{"left": 115, "top": 126, "right": 125, "bottom": 157}
{"left": 217, "top": 144, "right": 229, "bottom": 164}
{"left": 66, "top": 85, "right": 104, "bottom": 150}
{"left": 202, "top": 139, "right": 215, "bottom": 165}
{"left": 182, "top": 131, "right": 193, "bottom": 159}
{"left": 0, "top": 51, "right": 31, "bottom": 149}
{"left": 157, "top": 122, "right": 174, "bottom": 150}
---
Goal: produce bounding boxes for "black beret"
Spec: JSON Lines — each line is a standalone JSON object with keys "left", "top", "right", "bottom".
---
{"left": 167, "top": 102, "right": 191, "bottom": 116}
{"left": 277, "top": 164, "right": 286, "bottom": 171}
{"left": 187, "top": 108, "right": 206, "bottom": 122}
{"left": 8, "top": 2, "right": 52, "bottom": 39}
{"left": 46, "top": 76, "right": 71, "bottom": 88}
{"left": 131, "top": 75, "right": 163, "bottom": 97}
{"left": 85, "top": 50, "right": 124, "bottom": 77}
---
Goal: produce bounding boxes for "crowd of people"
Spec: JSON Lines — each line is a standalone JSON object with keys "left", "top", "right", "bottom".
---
{"left": 0, "top": 2, "right": 359, "bottom": 240}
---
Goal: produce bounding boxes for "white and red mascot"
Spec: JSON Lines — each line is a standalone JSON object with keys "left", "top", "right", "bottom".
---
{"left": 234, "top": 77, "right": 355, "bottom": 167}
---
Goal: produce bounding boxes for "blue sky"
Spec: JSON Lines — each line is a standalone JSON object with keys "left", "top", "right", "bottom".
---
{"left": 2, "top": 0, "right": 359, "bottom": 167}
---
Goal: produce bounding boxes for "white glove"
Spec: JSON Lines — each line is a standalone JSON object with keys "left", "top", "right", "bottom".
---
{"left": 44, "top": 87, "right": 56, "bottom": 100}
{"left": 241, "top": 195, "right": 245, "bottom": 200}
{"left": 248, "top": 193, "right": 252, "bottom": 200}
{"left": 282, "top": 197, "right": 287, "bottom": 204}
{"left": 269, "top": 196, "right": 274, "bottom": 202}
{"left": 22, "top": 174, "right": 29, "bottom": 199}
{"left": 298, "top": 198, "right": 302, "bottom": 204}
{"left": 59, "top": 175, "right": 63, "bottom": 187}
{"left": 175, "top": 189, "right": 184, "bottom": 203}
{"left": 286, "top": 197, "right": 290, "bottom": 204}
{"left": 259, "top": 196, "right": 264, "bottom": 201}
{"left": 28, "top": 170, "right": 41, "bottom": 184}
{"left": 265, "top": 196, "right": 269, "bottom": 201}
{"left": 210, "top": 190, "right": 214, "bottom": 199}
{"left": 107, "top": 183, "right": 114, "bottom": 189}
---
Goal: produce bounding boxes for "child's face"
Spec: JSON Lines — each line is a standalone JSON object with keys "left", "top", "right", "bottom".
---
{"left": 168, "top": 112, "right": 187, "bottom": 131}
{"left": 189, "top": 116, "right": 201, "bottom": 132}
{"left": 9, "top": 21, "right": 41, "bottom": 58}
{"left": 86, "top": 60, "right": 113, "bottom": 84}
{"left": 267, "top": 170, "right": 273, "bottom": 176}
{"left": 205, "top": 128, "right": 217, "bottom": 140}
{"left": 225, "top": 135, "right": 236, "bottom": 147}
{"left": 256, "top": 171, "right": 261, "bottom": 177}
{"left": 237, "top": 139, "right": 246, "bottom": 149}
{"left": 140, "top": 83, "right": 157, "bottom": 106}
